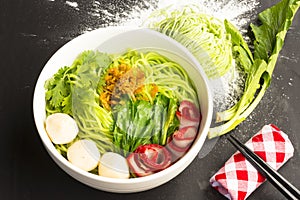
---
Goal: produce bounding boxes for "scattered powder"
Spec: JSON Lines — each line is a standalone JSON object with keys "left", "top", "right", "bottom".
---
{"left": 288, "top": 78, "right": 293, "bottom": 86}
{"left": 117, "top": 0, "right": 259, "bottom": 29}
{"left": 280, "top": 54, "right": 299, "bottom": 63}
{"left": 85, "top": 0, "right": 158, "bottom": 28}
{"left": 65, "top": 1, "right": 79, "bottom": 10}
{"left": 209, "top": 66, "right": 246, "bottom": 113}
{"left": 20, "top": 33, "right": 38, "bottom": 37}
{"left": 84, "top": 0, "right": 259, "bottom": 30}
{"left": 275, "top": 74, "right": 284, "bottom": 81}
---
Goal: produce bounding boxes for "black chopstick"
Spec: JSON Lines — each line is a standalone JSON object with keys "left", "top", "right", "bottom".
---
{"left": 227, "top": 134, "right": 300, "bottom": 200}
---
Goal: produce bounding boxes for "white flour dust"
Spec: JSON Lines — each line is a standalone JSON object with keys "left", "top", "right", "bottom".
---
{"left": 86, "top": 0, "right": 158, "bottom": 27}
{"left": 84, "top": 0, "right": 259, "bottom": 30}
{"left": 209, "top": 66, "right": 246, "bottom": 113}
{"left": 66, "top": 1, "right": 79, "bottom": 8}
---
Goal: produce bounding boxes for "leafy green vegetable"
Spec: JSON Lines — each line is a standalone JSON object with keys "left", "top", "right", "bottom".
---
{"left": 148, "top": 6, "right": 234, "bottom": 79}
{"left": 112, "top": 94, "right": 179, "bottom": 155}
{"left": 45, "top": 66, "right": 73, "bottom": 115}
{"left": 45, "top": 50, "right": 115, "bottom": 154}
{"left": 45, "top": 51, "right": 111, "bottom": 116}
{"left": 208, "top": 0, "right": 300, "bottom": 138}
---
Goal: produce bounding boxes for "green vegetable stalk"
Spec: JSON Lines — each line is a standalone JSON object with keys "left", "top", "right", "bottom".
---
{"left": 208, "top": 0, "right": 300, "bottom": 138}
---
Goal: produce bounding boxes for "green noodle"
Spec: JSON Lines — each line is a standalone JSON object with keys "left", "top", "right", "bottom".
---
{"left": 116, "top": 50, "right": 198, "bottom": 104}
{"left": 147, "top": 5, "right": 234, "bottom": 79}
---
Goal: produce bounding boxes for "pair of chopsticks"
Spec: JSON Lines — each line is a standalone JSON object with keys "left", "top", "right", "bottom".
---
{"left": 227, "top": 134, "right": 300, "bottom": 200}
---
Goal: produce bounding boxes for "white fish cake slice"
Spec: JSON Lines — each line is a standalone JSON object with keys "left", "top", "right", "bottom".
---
{"left": 45, "top": 113, "right": 78, "bottom": 144}
{"left": 99, "top": 152, "right": 129, "bottom": 179}
{"left": 67, "top": 139, "right": 100, "bottom": 171}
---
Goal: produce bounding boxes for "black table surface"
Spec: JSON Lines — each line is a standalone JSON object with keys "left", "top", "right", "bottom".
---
{"left": 1, "top": 0, "right": 299, "bottom": 199}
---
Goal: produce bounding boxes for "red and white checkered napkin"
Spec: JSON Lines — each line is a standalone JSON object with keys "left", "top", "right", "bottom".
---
{"left": 210, "top": 124, "right": 294, "bottom": 200}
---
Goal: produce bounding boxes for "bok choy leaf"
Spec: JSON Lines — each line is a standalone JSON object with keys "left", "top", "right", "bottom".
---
{"left": 208, "top": 0, "right": 300, "bottom": 138}
{"left": 112, "top": 94, "right": 179, "bottom": 155}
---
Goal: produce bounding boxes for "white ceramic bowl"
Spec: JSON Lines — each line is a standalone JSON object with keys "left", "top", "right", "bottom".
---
{"left": 33, "top": 27, "right": 213, "bottom": 193}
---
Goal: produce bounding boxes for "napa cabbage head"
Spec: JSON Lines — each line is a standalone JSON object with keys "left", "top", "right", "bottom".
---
{"left": 148, "top": 6, "right": 234, "bottom": 79}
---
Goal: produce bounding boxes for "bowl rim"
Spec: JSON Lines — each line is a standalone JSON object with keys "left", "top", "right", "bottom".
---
{"left": 33, "top": 26, "right": 213, "bottom": 187}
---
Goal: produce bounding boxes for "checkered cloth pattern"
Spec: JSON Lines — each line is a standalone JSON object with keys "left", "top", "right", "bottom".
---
{"left": 210, "top": 124, "right": 294, "bottom": 200}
